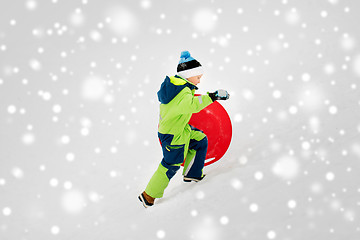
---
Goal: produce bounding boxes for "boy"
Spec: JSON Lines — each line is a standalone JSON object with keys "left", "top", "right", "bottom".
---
{"left": 138, "top": 51, "right": 230, "bottom": 208}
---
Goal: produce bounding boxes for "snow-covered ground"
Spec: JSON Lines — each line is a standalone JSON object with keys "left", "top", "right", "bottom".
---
{"left": 1, "top": 0, "right": 360, "bottom": 239}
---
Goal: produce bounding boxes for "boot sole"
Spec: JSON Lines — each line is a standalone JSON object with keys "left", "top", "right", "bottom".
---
{"left": 183, "top": 175, "right": 205, "bottom": 182}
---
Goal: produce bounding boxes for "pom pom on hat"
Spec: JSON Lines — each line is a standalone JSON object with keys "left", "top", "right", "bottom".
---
{"left": 179, "top": 51, "right": 192, "bottom": 63}
{"left": 177, "top": 51, "right": 203, "bottom": 79}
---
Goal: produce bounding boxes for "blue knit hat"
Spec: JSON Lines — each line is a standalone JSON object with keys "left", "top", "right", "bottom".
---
{"left": 177, "top": 51, "right": 203, "bottom": 79}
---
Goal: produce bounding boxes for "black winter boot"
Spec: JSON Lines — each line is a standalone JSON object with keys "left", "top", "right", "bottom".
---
{"left": 183, "top": 174, "right": 206, "bottom": 182}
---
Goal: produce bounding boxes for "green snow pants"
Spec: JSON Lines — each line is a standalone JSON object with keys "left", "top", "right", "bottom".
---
{"left": 145, "top": 126, "right": 208, "bottom": 198}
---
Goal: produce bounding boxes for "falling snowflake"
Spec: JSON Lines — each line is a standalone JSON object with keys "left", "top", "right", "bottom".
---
{"left": 272, "top": 156, "right": 300, "bottom": 180}
{"left": 61, "top": 190, "right": 86, "bottom": 214}
{"left": 193, "top": 9, "right": 218, "bottom": 33}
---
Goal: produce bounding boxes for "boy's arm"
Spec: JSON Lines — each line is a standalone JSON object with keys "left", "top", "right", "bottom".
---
{"left": 176, "top": 88, "right": 213, "bottom": 114}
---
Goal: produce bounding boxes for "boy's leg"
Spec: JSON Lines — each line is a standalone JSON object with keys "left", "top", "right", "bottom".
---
{"left": 145, "top": 162, "right": 181, "bottom": 198}
{"left": 182, "top": 149, "right": 196, "bottom": 175}
{"left": 183, "top": 127, "right": 208, "bottom": 178}
{"left": 145, "top": 141, "right": 186, "bottom": 198}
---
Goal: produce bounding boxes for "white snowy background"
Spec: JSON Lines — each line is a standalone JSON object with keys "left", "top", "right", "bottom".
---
{"left": 1, "top": 0, "right": 360, "bottom": 239}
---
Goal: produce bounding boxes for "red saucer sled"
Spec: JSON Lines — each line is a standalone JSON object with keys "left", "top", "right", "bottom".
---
{"left": 186, "top": 96, "right": 232, "bottom": 166}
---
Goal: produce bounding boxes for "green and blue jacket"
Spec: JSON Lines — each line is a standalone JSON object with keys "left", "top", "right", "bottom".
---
{"left": 157, "top": 75, "right": 213, "bottom": 146}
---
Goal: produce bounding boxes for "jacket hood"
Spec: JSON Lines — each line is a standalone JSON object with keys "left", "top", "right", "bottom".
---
{"left": 157, "top": 75, "right": 197, "bottom": 104}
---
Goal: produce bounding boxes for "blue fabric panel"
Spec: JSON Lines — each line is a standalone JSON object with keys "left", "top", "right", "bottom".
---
{"left": 185, "top": 136, "right": 208, "bottom": 178}
{"left": 157, "top": 76, "right": 187, "bottom": 104}
{"left": 158, "top": 132, "right": 185, "bottom": 180}
{"left": 160, "top": 161, "right": 181, "bottom": 180}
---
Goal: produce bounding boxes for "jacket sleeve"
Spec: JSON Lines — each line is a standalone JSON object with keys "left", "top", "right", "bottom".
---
{"left": 176, "top": 88, "right": 213, "bottom": 114}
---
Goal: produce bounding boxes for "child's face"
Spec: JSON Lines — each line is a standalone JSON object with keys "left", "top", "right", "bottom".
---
{"left": 187, "top": 74, "right": 203, "bottom": 86}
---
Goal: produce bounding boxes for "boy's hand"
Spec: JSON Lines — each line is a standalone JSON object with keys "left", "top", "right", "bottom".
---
{"left": 208, "top": 89, "right": 230, "bottom": 101}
